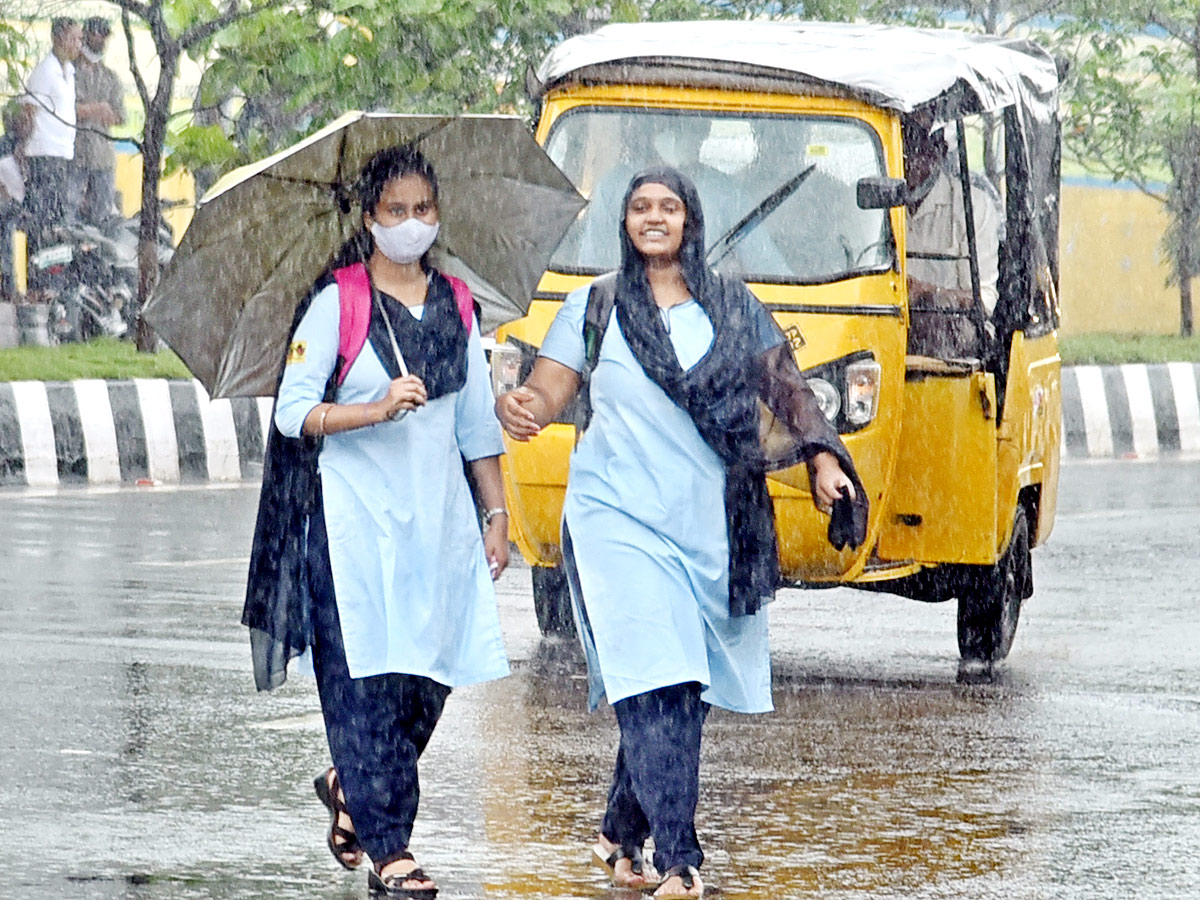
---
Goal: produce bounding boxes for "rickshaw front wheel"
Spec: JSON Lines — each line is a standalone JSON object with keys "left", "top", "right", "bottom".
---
{"left": 532, "top": 563, "right": 575, "bottom": 636}
{"left": 956, "top": 507, "right": 1030, "bottom": 663}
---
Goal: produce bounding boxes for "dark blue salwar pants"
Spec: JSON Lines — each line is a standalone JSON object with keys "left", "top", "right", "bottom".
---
{"left": 307, "top": 510, "right": 450, "bottom": 867}
{"left": 602, "top": 681, "right": 709, "bottom": 873}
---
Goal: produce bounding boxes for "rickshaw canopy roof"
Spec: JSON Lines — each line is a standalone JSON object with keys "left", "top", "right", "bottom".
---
{"left": 533, "top": 20, "right": 1059, "bottom": 121}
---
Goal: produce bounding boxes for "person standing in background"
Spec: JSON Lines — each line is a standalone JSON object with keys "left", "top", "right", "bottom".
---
{"left": 0, "top": 103, "right": 27, "bottom": 301}
{"left": 73, "top": 18, "right": 125, "bottom": 226}
{"left": 20, "top": 18, "right": 81, "bottom": 234}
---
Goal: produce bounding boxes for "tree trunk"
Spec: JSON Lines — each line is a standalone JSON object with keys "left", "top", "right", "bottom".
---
{"left": 1181, "top": 277, "right": 1194, "bottom": 338}
{"left": 134, "top": 53, "right": 178, "bottom": 353}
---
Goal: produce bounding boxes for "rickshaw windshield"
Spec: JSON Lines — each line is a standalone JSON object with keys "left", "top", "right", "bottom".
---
{"left": 545, "top": 107, "right": 893, "bottom": 283}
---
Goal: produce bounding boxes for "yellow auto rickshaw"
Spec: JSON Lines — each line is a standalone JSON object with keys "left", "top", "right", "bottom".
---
{"left": 491, "top": 21, "right": 1062, "bottom": 663}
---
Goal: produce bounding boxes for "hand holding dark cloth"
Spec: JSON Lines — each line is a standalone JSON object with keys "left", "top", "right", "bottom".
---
{"left": 755, "top": 339, "right": 869, "bottom": 550}
{"left": 828, "top": 485, "right": 869, "bottom": 551}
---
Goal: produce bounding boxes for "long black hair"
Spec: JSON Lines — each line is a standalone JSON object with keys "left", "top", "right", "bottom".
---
{"left": 616, "top": 166, "right": 712, "bottom": 308}
{"left": 328, "top": 144, "right": 439, "bottom": 271}
{"left": 356, "top": 144, "right": 439, "bottom": 215}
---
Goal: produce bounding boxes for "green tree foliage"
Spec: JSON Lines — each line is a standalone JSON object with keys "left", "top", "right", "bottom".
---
{"left": 0, "top": 20, "right": 32, "bottom": 96}
{"left": 180, "top": 1, "right": 724, "bottom": 191}
{"left": 1058, "top": 3, "right": 1200, "bottom": 335}
{"left": 100, "top": 0, "right": 307, "bottom": 348}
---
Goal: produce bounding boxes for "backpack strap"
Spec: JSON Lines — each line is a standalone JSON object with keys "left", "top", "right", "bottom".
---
{"left": 333, "top": 265, "right": 475, "bottom": 386}
{"left": 333, "top": 263, "right": 372, "bottom": 386}
{"left": 444, "top": 274, "right": 476, "bottom": 335}
{"left": 574, "top": 272, "right": 617, "bottom": 439}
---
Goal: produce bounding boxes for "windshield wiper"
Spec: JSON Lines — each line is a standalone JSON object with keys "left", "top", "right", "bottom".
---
{"left": 706, "top": 164, "right": 817, "bottom": 266}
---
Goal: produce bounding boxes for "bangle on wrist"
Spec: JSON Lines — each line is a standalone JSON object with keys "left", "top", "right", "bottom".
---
{"left": 317, "top": 403, "right": 331, "bottom": 436}
{"left": 482, "top": 507, "right": 508, "bottom": 528}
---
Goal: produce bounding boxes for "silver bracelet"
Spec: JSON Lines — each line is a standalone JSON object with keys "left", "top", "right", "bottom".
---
{"left": 482, "top": 507, "right": 508, "bottom": 528}
{"left": 317, "top": 404, "right": 331, "bottom": 436}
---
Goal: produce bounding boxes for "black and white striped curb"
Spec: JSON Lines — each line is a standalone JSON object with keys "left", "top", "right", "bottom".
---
{"left": 0, "top": 379, "right": 271, "bottom": 487}
{"left": 1, "top": 366, "right": 1198, "bottom": 487}
{"left": 1062, "top": 363, "right": 1200, "bottom": 460}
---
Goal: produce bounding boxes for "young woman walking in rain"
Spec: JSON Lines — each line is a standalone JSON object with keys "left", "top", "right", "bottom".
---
{"left": 245, "top": 146, "right": 510, "bottom": 898}
{"left": 495, "top": 167, "right": 866, "bottom": 897}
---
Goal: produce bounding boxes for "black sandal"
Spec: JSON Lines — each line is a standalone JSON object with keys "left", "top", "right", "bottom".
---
{"left": 593, "top": 838, "right": 658, "bottom": 886}
{"left": 651, "top": 864, "right": 702, "bottom": 896}
{"left": 367, "top": 852, "right": 438, "bottom": 899}
{"left": 313, "top": 768, "right": 363, "bottom": 870}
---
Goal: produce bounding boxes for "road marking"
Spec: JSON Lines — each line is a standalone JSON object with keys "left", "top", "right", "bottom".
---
{"left": 194, "top": 381, "right": 241, "bottom": 481}
{"left": 134, "top": 556, "right": 248, "bottom": 568}
{"left": 1120, "top": 364, "right": 1157, "bottom": 457}
{"left": 134, "top": 378, "right": 180, "bottom": 483}
{"left": 1074, "top": 365, "right": 1113, "bottom": 457}
{"left": 251, "top": 713, "right": 324, "bottom": 731}
{"left": 73, "top": 379, "right": 121, "bottom": 483}
{"left": 257, "top": 397, "right": 273, "bottom": 449}
{"left": 10, "top": 381, "right": 57, "bottom": 486}
{"left": 1168, "top": 362, "right": 1200, "bottom": 452}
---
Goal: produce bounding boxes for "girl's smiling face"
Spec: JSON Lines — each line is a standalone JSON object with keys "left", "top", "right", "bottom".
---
{"left": 625, "top": 182, "right": 686, "bottom": 261}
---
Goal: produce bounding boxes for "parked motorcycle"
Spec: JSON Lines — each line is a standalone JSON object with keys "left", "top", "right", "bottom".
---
{"left": 27, "top": 214, "right": 173, "bottom": 344}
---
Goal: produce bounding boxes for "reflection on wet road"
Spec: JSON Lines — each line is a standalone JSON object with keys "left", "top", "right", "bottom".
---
{"left": 2, "top": 460, "right": 1198, "bottom": 899}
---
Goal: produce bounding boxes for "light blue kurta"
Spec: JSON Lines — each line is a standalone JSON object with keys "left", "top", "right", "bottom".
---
{"left": 540, "top": 285, "right": 772, "bottom": 714}
{"left": 275, "top": 281, "right": 509, "bottom": 687}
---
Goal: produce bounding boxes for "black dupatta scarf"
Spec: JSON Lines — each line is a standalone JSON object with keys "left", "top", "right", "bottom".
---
{"left": 613, "top": 167, "right": 864, "bottom": 617}
{"left": 613, "top": 168, "right": 780, "bottom": 617}
{"left": 369, "top": 269, "right": 467, "bottom": 398}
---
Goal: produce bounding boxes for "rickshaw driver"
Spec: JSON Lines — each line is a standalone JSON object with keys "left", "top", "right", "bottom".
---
{"left": 903, "top": 113, "right": 1002, "bottom": 358}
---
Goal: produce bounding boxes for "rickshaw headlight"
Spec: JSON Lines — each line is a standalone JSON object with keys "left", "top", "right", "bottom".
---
{"left": 489, "top": 341, "right": 523, "bottom": 398}
{"left": 802, "top": 351, "right": 879, "bottom": 433}
{"left": 844, "top": 360, "right": 881, "bottom": 426}
{"left": 807, "top": 377, "right": 842, "bottom": 423}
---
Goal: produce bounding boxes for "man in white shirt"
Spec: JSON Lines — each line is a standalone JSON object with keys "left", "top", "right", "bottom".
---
{"left": 20, "top": 18, "right": 82, "bottom": 235}
{"left": 904, "top": 113, "right": 1002, "bottom": 357}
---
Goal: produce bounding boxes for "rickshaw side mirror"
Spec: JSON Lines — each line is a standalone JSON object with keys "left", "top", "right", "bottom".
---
{"left": 857, "top": 176, "right": 908, "bottom": 210}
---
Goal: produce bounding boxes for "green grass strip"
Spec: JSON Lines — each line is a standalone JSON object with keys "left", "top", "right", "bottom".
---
{"left": 1059, "top": 333, "right": 1200, "bottom": 366}
{"left": 0, "top": 337, "right": 192, "bottom": 382}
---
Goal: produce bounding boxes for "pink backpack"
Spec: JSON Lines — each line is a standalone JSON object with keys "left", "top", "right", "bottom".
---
{"left": 332, "top": 262, "right": 474, "bottom": 385}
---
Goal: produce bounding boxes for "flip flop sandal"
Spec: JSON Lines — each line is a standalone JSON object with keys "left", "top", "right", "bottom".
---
{"left": 593, "top": 839, "right": 658, "bottom": 887}
{"left": 650, "top": 864, "right": 702, "bottom": 897}
{"left": 367, "top": 852, "right": 438, "bottom": 899}
{"left": 313, "top": 768, "right": 363, "bottom": 871}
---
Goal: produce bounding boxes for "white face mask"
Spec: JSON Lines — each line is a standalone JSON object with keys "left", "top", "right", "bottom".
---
{"left": 370, "top": 218, "right": 440, "bottom": 265}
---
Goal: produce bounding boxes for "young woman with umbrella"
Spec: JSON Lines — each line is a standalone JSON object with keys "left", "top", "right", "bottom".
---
{"left": 495, "top": 167, "right": 866, "bottom": 897}
{"left": 248, "top": 145, "right": 510, "bottom": 898}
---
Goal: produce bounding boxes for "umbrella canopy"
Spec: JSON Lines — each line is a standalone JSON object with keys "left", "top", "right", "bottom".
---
{"left": 145, "top": 111, "right": 585, "bottom": 398}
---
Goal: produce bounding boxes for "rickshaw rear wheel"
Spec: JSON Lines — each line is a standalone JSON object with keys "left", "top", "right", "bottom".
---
{"left": 532, "top": 563, "right": 575, "bottom": 636}
{"left": 956, "top": 506, "right": 1030, "bottom": 663}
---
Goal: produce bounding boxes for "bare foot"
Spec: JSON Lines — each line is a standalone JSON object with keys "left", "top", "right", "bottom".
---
{"left": 654, "top": 868, "right": 703, "bottom": 897}
{"left": 378, "top": 856, "right": 437, "bottom": 894}
{"left": 595, "top": 834, "right": 658, "bottom": 888}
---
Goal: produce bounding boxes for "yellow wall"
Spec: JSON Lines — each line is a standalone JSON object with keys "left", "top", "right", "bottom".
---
{"left": 114, "top": 153, "right": 196, "bottom": 242}
{"left": 1059, "top": 181, "right": 1185, "bottom": 336}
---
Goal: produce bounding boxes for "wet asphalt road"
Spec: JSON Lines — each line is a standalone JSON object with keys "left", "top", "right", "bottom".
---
{"left": 2, "top": 460, "right": 1198, "bottom": 900}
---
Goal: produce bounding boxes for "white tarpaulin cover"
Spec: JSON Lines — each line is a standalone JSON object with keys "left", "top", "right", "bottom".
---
{"left": 534, "top": 20, "right": 1058, "bottom": 120}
